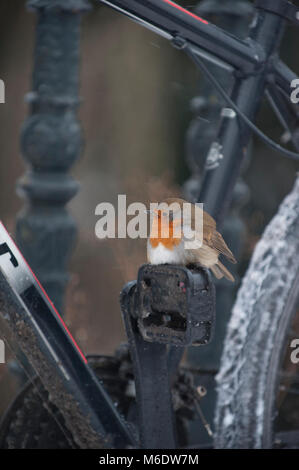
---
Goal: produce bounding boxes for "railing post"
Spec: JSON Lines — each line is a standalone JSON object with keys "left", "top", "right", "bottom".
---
{"left": 16, "top": 0, "right": 91, "bottom": 313}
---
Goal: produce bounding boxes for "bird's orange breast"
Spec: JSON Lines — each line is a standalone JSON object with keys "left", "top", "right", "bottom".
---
{"left": 149, "top": 216, "right": 181, "bottom": 250}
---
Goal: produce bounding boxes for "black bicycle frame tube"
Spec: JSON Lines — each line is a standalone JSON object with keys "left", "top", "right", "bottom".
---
{"left": 0, "top": 222, "right": 136, "bottom": 448}
{"left": 198, "top": 6, "right": 288, "bottom": 224}
{"left": 99, "top": 0, "right": 263, "bottom": 72}
{"left": 99, "top": 0, "right": 297, "bottom": 224}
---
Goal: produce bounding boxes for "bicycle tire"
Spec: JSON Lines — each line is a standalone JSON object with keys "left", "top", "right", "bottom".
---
{"left": 0, "top": 348, "right": 192, "bottom": 448}
{"left": 214, "top": 176, "right": 299, "bottom": 448}
{"left": 0, "top": 377, "right": 77, "bottom": 449}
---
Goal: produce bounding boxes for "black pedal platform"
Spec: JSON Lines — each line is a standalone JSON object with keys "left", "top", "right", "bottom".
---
{"left": 123, "top": 264, "right": 216, "bottom": 347}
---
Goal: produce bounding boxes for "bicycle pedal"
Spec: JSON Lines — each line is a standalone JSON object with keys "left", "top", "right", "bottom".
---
{"left": 130, "top": 264, "right": 216, "bottom": 347}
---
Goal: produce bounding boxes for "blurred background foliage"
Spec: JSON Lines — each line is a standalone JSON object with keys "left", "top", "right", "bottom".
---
{"left": 0, "top": 0, "right": 298, "bottom": 418}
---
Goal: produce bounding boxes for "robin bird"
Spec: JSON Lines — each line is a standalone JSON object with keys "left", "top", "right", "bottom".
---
{"left": 147, "top": 197, "right": 237, "bottom": 282}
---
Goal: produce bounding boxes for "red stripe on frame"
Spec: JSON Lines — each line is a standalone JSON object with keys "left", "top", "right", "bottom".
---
{"left": 163, "top": 0, "right": 209, "bottom": 24}
{"left": 0, "top": 221, "right": 88, "bottom": 364}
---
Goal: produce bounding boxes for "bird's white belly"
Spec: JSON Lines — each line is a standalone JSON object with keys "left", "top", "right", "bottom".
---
{"left": 147, "top": 240, "right": 187, "bottom": 265}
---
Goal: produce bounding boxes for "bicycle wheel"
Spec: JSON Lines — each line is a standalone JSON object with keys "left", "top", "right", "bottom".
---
{"left": 0, "top": 353, "right": 132, "bottom": 449}
{"left": 214, "top": 176, "right": 299, "bottom": 449}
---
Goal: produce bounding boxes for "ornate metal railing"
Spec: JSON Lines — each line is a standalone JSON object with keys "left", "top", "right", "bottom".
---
{"left": 16, "top": 0, "right": 91, "bottom": 313}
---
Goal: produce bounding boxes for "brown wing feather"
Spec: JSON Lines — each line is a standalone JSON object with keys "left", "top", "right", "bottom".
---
{"left": 210, "top": 231, "right": 237, "bottom": 264}
{"left": 163, "top": 197, "right": 216, "bottom": 230}
{"left": 192, "top": 205, "right": 216, "bottom": 230}
{"left": 161, "top": 198, "right": 236, "bottom": 263}
{"left": 202, "top": 209, "right": 216, "bottom": 230}
{"left": 211, "top": 262, "right": 235, "bottom": 282}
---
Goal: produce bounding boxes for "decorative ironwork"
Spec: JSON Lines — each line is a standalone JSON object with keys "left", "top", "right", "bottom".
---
{"left": 16, "top": 0, "right": 91, "bottom": 312}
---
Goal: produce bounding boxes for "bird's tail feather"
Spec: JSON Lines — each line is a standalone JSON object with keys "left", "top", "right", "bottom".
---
{"left": 211, "top": 261, "right": 235, "bottom": 282}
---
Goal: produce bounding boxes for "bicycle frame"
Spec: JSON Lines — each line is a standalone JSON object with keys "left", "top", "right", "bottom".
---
{"left": 99, "top": 0, "right": 298, "bottom": 223}
{"left": 100, "top": 0, "right": 260, "bottom": 71}
{"left": 0, "top": 223, "right": 136, "bottom": 448}
{"left": 0, "top": 0, "right": 298, "bottom": 450}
